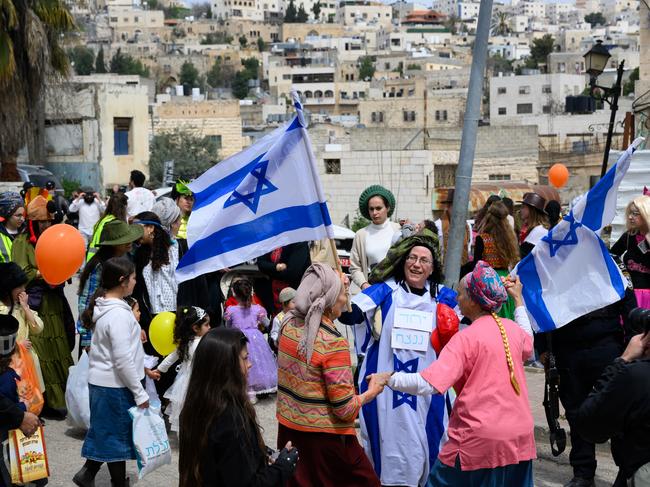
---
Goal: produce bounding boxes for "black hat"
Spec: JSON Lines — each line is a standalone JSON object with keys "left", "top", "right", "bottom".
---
{"left": 0, "top": 314, "right": 19, "bottom": 358}
{"left": 519, "top": 192, "right": 548, "bottom": 214}
{"left": 0, "top": 262, "right": 28, "bottom": 296}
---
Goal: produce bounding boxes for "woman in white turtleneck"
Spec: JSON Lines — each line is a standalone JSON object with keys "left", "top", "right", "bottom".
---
{"left": 350, "top": 186, "right": 401, "bottom": 291}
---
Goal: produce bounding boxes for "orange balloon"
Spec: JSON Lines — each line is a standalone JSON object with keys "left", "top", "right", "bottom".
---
{"left": 548, "top": 163, "right": 569, "bottom": 188}
{"left": 35, "top": 224, "right": 86, "bottom": 285}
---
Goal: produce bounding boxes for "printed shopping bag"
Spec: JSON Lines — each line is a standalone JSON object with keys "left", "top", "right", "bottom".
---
{"left": 65, "top": 351, "right": 90, "bottom": 429}
{"left": 129, "top": 405, "right": 171, "bottom": 479}
{"left": 9, "top": 426, "right": 49, "bottom": 484}
{"left": 11, "top": 343, "right": 44, "bottom": 415}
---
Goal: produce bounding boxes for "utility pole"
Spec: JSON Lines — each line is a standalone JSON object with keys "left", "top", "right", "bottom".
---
{"left": 443, "top": 0, "right": 493, "bottom": 288}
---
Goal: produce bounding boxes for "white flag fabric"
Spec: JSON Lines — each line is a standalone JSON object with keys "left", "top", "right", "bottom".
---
{"left": 514, "top": 137, "right": 645, "bottom": 332}
{"left": 176, "top": 99, "right": 334, "bottom": 282}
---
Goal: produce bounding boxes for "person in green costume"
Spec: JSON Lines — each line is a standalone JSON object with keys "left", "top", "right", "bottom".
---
{"left": 12, "top": 195, "right": 74, "bottom": 416}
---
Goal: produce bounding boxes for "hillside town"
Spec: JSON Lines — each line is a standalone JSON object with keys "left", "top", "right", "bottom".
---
{"left": 1, "top": 0, "right": 650, "bottom": 486}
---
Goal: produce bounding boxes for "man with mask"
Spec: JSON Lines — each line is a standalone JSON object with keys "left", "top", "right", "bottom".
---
{"left": 69, "top": 187, "right": 106, "bottom": 246}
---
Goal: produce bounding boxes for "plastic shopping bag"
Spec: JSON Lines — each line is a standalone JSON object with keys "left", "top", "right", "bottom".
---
{"left": 8, "top": 426, "right": 49, "bottom": 485}
{"left": 65, "top": 351, "right": 90, "bottom": 430}
{"left": 10, "top": 343, "right": 44, "bottom": 416}
{"left": 129, "top": 405, "right": 171, "bottom": 480}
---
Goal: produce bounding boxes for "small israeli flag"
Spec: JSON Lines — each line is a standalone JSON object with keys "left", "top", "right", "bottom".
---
{"left": 176, "top": 93, "right": 334, "bottom": 282}
{"left": 515, "top": 137, "right": 645, "bottom": 332}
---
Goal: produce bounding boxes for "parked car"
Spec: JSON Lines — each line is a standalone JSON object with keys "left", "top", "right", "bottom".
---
{"left": 17, "top": 165, "right": 64, "bottom": 193}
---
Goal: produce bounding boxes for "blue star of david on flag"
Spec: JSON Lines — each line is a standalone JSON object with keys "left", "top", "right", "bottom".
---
{"left": 223, "top": 156, "right": 278, "bottom": 214}
{"left": 541, "top": 213, "right": 582, "bottom": 257}
{"left": 393, "top": 355, "right": 418, "bottom": 411}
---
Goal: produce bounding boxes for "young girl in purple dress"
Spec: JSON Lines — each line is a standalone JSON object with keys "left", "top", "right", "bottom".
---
{"left": 223, "top": 279, "right": 277, "bottom": 403}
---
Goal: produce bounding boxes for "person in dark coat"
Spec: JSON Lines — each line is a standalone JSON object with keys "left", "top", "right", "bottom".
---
{"left": 576, "top": 328, "right": 650, "bottom": 487}
{"left": 544, "top": 287, "right": 637, "bottom": 487}
{"left": 257, "top": 242, "right": 311, "bottom": 313}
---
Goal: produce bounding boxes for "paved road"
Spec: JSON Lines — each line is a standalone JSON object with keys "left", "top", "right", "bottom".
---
{"left": 42, "top": 280, "right": 618, "bottom": 486}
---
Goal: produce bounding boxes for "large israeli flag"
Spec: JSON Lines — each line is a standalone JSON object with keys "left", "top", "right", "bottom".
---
{"left": 176, "top": 95, "right": 334, "bottom": 282}
{"left": 515, "top": 137, "right": 645, "bottom": 332}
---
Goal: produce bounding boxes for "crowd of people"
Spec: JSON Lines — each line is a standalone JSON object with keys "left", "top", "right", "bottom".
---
{"left": 0, "top": 178, "right": 648, "bottom": 487}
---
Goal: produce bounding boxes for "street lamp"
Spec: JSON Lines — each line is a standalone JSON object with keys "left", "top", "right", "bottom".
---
{"left": 583, "top": 40, "right": 625, "bottom": 178}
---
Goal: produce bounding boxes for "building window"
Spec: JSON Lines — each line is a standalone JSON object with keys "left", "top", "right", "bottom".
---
{"left": 208, "top": 135, "right": 222, "bottom": 149}
{"left": 113, "top": 117, "right": 132, "bottom": 155}
{"left": 434, "top": 164, "right": 457, "bottom": 188}
{"left": 325, "top": 158, "right": 341, "bottom": 174}
{"left": 497, "top": 87, "right": 506, "bottom": 94}
{"left": 518, "top": 86, "right": 531, "bottom": 95}
{"left": 435, "top": 110, "right": 448, "bottom": 121}
{"left": 489, "top": 174, "right": 511, "bottom": 181}
{"left": 403, "top": 111, "right": 416, "bottom": 122}
{"left": 542, "top": 85, "right": 552, "bottom": 94}
{"left": 542, "top": 104, "right": 551, "bottom": 114}
{"left": 516, "top": 103, "right": 533, "bottom": 114}
{"left": 371, "top": 111, "right": 384, "bottom": 123}
{"left": 498, "top": 107, "right": 507, "bottom": 115}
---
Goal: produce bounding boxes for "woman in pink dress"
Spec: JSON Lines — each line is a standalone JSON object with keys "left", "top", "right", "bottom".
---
{"left": 372, "top": 261, "right": 536, "bottom": 486}
{"left": 223, "top": 278, "right": 277, "bottom": 402}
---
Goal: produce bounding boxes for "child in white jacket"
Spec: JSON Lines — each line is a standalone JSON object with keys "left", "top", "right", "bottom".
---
{"left": 72, "top": 256, "right": 148, "bottom": 487}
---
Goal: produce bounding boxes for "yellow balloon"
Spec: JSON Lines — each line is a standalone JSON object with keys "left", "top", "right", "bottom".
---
{"left": 149, "top": 312, "right": 177, "bottom": 356}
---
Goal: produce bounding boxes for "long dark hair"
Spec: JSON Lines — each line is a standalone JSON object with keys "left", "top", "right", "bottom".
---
{"left": 179, "top": 328, "right": 265, "bottom": 487}
{"left": 101, "top": 193, "right": 128, "bottom": 222}
{"left": 0, "top": 263, "right": 28, "bottom": 313}
{"left": 133, "top": 211, "right": 170, "bottom": 271}
{"left": 393, "top": 244, "right": 443, "bottom": 298}
{"left": 174, "top": 306, "right": 208, "bottom": 362}
{"left": 474, "top": 195, "right": 501, "bottom": 232}
{"left": 78, "top": 245, "right": 116, "bottom": 294}
{"left": 81, "top": 256, "right": 135, "bottom": 331}
{"left": 232, "top": 279, "right": 253, "bottom": 307}
{"left": 480, "top": 201, "right": 520, "bottom": 270}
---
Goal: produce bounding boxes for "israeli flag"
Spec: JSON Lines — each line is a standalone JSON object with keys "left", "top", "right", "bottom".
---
{"left": 515, "top": 137, "right": 645, "bottom": 332}
{"left": 176, "top": 94, "right": 334, "bottom": 282}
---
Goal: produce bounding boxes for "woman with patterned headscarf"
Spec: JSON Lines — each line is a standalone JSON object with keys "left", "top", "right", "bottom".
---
{"left": 0, "top": 191, "right": 25, "bottom": 263}
{"left": 339, "top": 230, "right": 459, "bottom": 487}
{"left": 372, "top": 261, "right": 536, "bottom": 486}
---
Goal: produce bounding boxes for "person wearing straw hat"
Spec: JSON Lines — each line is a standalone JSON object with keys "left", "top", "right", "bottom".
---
{"left": 12, "top": 196, "right": 74, "bottom": 416}
{"left": 371, "top": 262, "right": 536, "bottom": 486}
{"left": 349, "top": 185, "right": 401, "bottom": 291}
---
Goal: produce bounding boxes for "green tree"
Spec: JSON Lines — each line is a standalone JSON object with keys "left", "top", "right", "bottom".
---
{"left": 351, "top": 211, "right": 370, "bottom": 232}
{"left": 358, "top": 56, "right": 375, "bottom": 80}
{"left": 525, "top": 34, "right": 555, "bottom": 69}
{"left": 312, "top": 0, "right": 321, "bottom": 19}
{"left": 238, "top": 35, "right": 248, "bottom": 48}
{"left": 68, "top": 46, "right": 95, "bottom": 75}
{"left": 109, "top": 48, "right": 150, "bottom": 77}
{"left": 201, "top": 32, "right": 233, "bottom": 44}
{"left": 406, "top": 63, "right": 421, "bottom": 70}
{"left": 487, "top": 53, "right": 514, "bottom": 74}
{"left": 623, "top": 67, "right": 639, "bottom": 96}
{"left": 147, "top": 0, "right": 159, "bottom": 8}
{"left": 149, "top": 128, "right": 221, "bottom": 184}
{"left": 241, "top": 58, "right": 259, "bottom": 79}
{"left": 444, "top": 14, "right": 460, "bottom": 35}
{"left": 206, "top": 59, "right": 223, "bottom": 88}
{"left": 0, "top": 0, "right": 75, "bottom": 180}
{"left": 491, "top": 11, "right": 510, "bottom": 36}
{"left": 231, "top": 71, "right": 250, "bottom": 99}
{"left": 284, "top": 0, "right": 297, "bottom": 22}
{"left": 180, "top": 60, "right": 199, "bottom": 86}
{"left": 163, "top": 5, "right": 191, "bottom": 19}
{"left": 585, "top": 12, "right": 606, "bottom": 27}
{"left": 296, "top": 3, "right": 308, "bottom": 22}
{"left": 257, "top": 37, "right": 266, "bottom": 51}
{"left": 95, "top": 46, "right": 107, "bottom": 73}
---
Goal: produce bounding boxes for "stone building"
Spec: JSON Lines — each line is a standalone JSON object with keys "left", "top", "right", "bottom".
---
{"left": 150, "top": 99, "right": 245, "bottom": 159}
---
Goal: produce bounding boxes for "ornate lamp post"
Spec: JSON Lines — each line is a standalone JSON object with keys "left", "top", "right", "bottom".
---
{"left": 583, "top": 40, "right": 625, "bottom": 178}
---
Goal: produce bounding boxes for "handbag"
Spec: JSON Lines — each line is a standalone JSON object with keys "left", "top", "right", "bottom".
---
{"left": 10, "top": 343, "right": 44, "bottom": 415}
{"left": 8, "top": 426, "right": 49, "bottom": 485}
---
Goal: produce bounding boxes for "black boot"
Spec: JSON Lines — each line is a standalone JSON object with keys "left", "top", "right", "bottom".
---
{"left": 72, "top": 467, "right": 97, "bottom": 487}
{"left": 110, "top": 478, "right": 130, "bottom": 487}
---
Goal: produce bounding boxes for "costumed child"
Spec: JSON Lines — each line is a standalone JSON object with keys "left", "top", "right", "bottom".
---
{"left": 0, "top": 314, "right": 48, "bottom": 487}
{"left": 223, "top": 279, "right": 277, "bottom": 403}
{"left": 269, "top": 287, "right": 296, "bottom": 350}
{"left": 154, "top": 306, "right": 210, "bottom": 433}
{"left": 72, "top": 256, "right": 148, "bottom": 487}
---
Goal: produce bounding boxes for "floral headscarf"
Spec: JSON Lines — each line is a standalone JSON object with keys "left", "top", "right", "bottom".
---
{"left": 463, "top": 260, "right": 508, "bottom": 312}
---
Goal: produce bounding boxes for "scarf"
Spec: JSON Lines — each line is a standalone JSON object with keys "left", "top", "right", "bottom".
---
{"left": 284, "top": 263, "right": 342, "bottom": 364}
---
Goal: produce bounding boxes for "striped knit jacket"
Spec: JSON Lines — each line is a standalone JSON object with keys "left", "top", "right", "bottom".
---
{"left": 276, "top": 315, "right": 361, "bottom": 436}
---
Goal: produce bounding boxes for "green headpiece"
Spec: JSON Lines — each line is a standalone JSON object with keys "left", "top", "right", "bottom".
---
{"left": 175, "top": 179, "right": 191, "bottom": 196}
{"left": 358, "top": 185, "right": 396, "bottom": 220}
{"left": 369, "top": 229, "right": 441, "bottom": 285}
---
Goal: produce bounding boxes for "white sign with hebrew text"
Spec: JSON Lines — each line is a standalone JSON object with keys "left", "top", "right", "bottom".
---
{"left": 393, "top": 307, "right": 434, "bottom": 333}
{"left": 391, "top": 328, "right": 429, "bottom": 352}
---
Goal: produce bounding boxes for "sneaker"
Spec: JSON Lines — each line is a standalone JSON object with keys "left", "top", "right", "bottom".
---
{"left": 563, "top": 477, "right": 595, "bottom": 487}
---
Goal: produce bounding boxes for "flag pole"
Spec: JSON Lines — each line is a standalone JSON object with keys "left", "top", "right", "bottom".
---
{"left": 290, "top": 89, "right": 351, "bottom": 310}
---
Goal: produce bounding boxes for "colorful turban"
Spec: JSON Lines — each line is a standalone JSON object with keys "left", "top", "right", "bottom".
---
{"left": 463, "top": 260, "right": 508, "bottom": 312}
{"left": 0, "top": 192, "right": 24, "bottom": 220}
